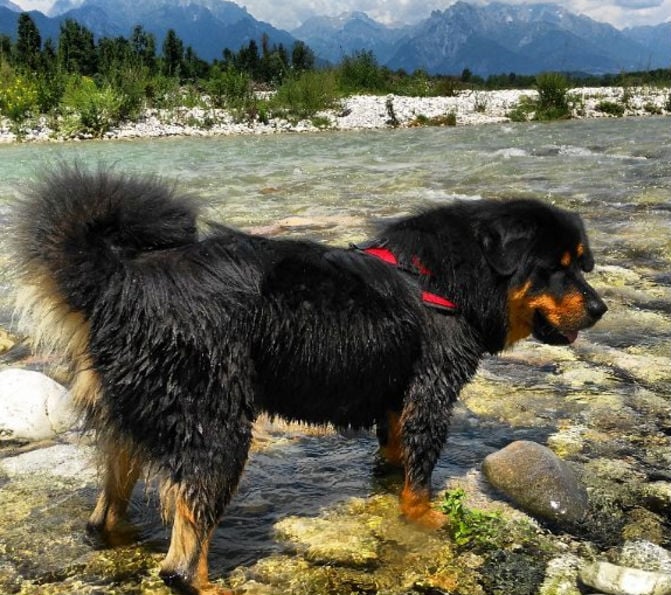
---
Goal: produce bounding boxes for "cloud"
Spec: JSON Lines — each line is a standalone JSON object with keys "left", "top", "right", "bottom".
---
{"left": 13, "top": 0, "right": 671, "bottom": 31}
{"left": 613, "top": 0, "right": 664, "bottom": 7}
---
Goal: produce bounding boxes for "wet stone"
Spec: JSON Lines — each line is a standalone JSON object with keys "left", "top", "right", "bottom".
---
{"left": 0, "top": 369, "right": 76, "bottom": 442}
{"left": 618, "top": 540, "right": 671, "bottom": 574}
{"left": 579, "top": 560, "right": 671, "bottom": 595}
{"left": 274, "top": 516, "right": 379, "bottom": 568}
{"left": 482, "top": 440, "right": 589, "bottom": 526}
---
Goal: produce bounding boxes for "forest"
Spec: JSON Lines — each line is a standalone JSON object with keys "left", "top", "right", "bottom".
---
{"left": 1, "top": 12, "right": 670, "bottom": 137}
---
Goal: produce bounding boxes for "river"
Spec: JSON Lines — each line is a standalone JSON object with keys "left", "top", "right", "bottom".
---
{"left": 0, "top": 118, "right": 669, "bottom": 594}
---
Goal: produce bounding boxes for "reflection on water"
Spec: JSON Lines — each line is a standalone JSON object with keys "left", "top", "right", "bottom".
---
{"left": 0, "top": 117, "right": 669, "bottom": 593}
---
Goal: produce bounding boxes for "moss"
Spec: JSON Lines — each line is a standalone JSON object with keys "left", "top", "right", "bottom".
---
{"left": 480, "top": 549, "right": 549, "bottom": 595}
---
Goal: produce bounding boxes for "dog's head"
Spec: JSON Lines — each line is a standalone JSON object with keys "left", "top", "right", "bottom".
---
{"left": 476, "top": 199, "right": 607, "bottom": 348}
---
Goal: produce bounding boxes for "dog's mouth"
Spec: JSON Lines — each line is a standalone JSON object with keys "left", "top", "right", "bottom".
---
{"left": 532, "top": 311, "right": 579, "bottom": 346}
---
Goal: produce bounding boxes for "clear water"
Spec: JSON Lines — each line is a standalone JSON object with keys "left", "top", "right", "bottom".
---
{"left": 0, "top": 118, "right": 669, "bottom": 587}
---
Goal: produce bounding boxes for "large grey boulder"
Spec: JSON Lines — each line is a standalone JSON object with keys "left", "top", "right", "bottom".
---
{"left": 482, "top": 439, "right": 589, "bottom": 525}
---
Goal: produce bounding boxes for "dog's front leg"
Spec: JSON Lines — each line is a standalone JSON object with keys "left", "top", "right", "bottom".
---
{"left": 398, "top": 363, "right": 456, "bottom": 529}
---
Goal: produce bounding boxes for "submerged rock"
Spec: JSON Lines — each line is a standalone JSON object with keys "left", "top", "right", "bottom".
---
{"left": 0, "top": 369, "right": 75, "bottom": 442}
{"left": 482, "top": 440, "right": 589, "bottom": 526}
{"left": 274, "top": 515, "right": 379, "bottom": 568}
{"left": 579, "top": 560, "right": 671, "bottom": 595}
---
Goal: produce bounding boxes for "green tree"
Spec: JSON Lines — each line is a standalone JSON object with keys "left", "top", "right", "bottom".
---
{"left": 290, "top": 41, "right": 314, "bottom": 72}
{"left": 130, "top": 25, "right": 156, "bottom": 73}
{"left": 182, "top": 46, "right": 208, "bottom": 81}
{"left": 237, "top": 40, "right": 260, "bottom": 79}
{"left": 161, "top": 29, "right": 184, "bottom": 77}
{"left": 58, "top": 19, "right": 97, "bottom": 75}
{"left": 15, "top": 13, "right": 42, "bottom": 72}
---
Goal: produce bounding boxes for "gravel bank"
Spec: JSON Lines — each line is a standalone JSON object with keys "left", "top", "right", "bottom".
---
{"left": 0, "top": 86, "right": 669, "bottom": 143}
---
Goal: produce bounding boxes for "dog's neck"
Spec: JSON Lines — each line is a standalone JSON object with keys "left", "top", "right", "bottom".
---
{"left": 380, "top": 229, "right": 509, "bottom": 355}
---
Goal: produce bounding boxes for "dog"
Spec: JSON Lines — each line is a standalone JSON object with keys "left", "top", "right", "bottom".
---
{"left": 13, "top": 165, "right": 606, "bottom": 595}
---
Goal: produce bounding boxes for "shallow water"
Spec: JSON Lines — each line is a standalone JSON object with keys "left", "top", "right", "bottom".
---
{"left": 0, "top": 118, "right": 670, "bottom": 594}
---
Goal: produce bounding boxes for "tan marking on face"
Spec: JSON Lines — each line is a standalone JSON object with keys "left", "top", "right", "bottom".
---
{"left": 576, "top": 243, "right": 585, "bottom": 257}
{"left": 505, "top": 280, "right": 534, "bottom": 346}
{"left": 506, "top": 280, "right": 588, "bottom": 346}
{"left": 527, "top": 290, "right": 586, "bottom": 329}
{"left": 561, "top": 251, "right": 572, "bottom": 268}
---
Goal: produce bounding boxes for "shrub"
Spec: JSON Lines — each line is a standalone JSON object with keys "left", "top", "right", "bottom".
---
{"left": 0, "top": 68, "right": 39, "bottom": 123}
{"left": 534, "top": 71, "right": 570, "bottom": 120}
{"left": 271, "top": 70, "right": 339, "bottom": 120}
{"left": 205, "top": 65, "right": 253, "bottom": 110}
{"left": 596, "top": 100, "right": 625, "bottom": 117}
{"left": 60, "top": 75, "right": 123, "bottom": 137}
{"left": 644, "top": 102, "right": 662, "bottom": 115}
{"left": 507, "top": 95, "right": 536, "bottom": 122}
{"left": 337, "top": 51, "right": 385, "bottom": 94}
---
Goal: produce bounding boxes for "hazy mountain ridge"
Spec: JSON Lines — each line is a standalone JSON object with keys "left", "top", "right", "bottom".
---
{"left": 1, "top": 0, "right": 669, "bottom": 75}
{"left": 1, "top": 0, "right": 295, "bottom": 62}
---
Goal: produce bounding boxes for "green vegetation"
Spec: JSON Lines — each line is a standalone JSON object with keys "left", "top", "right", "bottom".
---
{"left": 441, "top": 488, "right": 506, "bottom": 549}
{"left": 596, "top": 99, "right": 626, "bottom": 117}
{"left": 534, "top": 71, "right": 570, "bottom": 120}
{"left": 0, "top": 12, "right": 670, "bottom": 136}
{"left": 506, "top": 72, "right": 572, "bottom": 121}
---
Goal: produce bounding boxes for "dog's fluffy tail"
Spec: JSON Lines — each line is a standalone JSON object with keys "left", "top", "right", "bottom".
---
{"left": 13, "top": 164, "right": 198, "bottom": 354}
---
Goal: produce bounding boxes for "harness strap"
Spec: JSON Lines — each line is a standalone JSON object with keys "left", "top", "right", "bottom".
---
{"left": 353, "top": 242, "right": 458, "bottom": 313}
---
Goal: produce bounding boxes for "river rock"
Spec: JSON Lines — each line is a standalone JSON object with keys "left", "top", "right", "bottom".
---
{"left": 0, "top": 443, "right": 95, "bottom": 481}
{"left": 481, "top": 440, "right": 588, "bottom": 525}
{"left": 579, "top": 561, "right": 671, "bottom": 595}
{"left": 274, "top": 515, "right": 379, "bottom": 568}
{"left": 0, "top": 369, "right": 75, "bottom": 442}
{"left": 618, "top": 541, "right": 671, "bottom": 574}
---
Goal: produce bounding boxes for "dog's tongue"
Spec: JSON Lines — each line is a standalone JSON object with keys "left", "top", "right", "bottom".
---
{"left": 564, "top": 330, "right": 579, "bottom": 344}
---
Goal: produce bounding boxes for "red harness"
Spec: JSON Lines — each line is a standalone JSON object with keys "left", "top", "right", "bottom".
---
{"left": 356, "top": 244, "right": 458, "bottom": 313}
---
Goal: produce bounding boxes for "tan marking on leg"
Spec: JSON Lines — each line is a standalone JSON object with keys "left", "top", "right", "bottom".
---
{"left": 89, "top": 447, "right": 142, "bottom": 545}
{"left": 161, "top": 491, "right": 226, "bottom": 594}
{"left": 400, "top": 480, "right": 447, "bottom": 530}
{"left": 379, "top": 411, "right": 404, "bottom": 467}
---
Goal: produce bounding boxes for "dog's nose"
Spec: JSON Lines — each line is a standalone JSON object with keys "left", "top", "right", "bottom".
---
{"left": 587, "top": 297, "right": 607, "bottom": 320}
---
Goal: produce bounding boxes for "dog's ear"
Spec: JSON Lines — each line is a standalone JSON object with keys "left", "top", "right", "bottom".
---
{"left": 573, "top": 214, "right": 595, "bottom": 272}
{"left": 477, "top": 221, "right": 533, "bottom": 277}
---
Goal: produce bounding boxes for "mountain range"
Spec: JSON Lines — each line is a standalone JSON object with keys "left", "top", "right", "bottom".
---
{"left": 1, "top": 0, "right": 669, "bottom": 76}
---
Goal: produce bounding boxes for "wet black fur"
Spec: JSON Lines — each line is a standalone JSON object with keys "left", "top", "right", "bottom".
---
{"left": 14, "top": 166, "right": 602, "bottom": 542}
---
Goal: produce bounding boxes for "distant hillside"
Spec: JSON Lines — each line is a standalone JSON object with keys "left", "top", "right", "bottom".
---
{"left": 293, "top": 1, "right": 670, "bottom": 76}
{"left": 622, "top": 22, "right": 671, "bottom": 69}
{"left": 1, "top": 0, "right": 296, "bottom": 62}
{"left": 291, "top": 11, "right": 410, "bottom": 65}
{"left": 2, "top": 0, "right": 669, "bottom": 75}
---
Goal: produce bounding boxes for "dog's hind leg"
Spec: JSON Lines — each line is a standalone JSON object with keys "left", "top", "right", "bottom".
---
{"left": 159, "top": 411, "right": 254, "bottom": 594}
{"left": 87, "top": 443, "right": 142, "bottom": 545}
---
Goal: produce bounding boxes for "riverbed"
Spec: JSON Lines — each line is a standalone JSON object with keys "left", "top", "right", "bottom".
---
{"left": 0, "top": 118, "right": 669, "bottom": 594}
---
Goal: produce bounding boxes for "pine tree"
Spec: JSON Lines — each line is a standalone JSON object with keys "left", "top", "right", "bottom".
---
{"left": 15, "top": 13, "right": 42, "bottom": 72}
{"left": 58, "top": 19, "right": 97, "bottom": 75}
{"left": 161, "top": 29, "right": 184, "bottom": 77}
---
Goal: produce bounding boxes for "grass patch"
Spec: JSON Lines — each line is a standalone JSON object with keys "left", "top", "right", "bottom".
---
{"left": 596, "top": 100, "right": 625, "bottom": 116}
{"left": 441, "top": 489, "right": 506, "bottom": 550}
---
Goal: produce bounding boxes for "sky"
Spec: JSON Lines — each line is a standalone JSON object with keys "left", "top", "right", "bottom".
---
{"left": 12, "top": 0, "right": 671, "bottom": 30}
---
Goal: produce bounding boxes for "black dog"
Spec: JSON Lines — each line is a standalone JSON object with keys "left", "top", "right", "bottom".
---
{"left": 13, "top": 166, "right": 606, "bottom": 595}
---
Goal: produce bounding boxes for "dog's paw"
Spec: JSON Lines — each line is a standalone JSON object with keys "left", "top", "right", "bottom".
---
{"left": 400, "top": 485, "right": 448, "bottom": 530}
